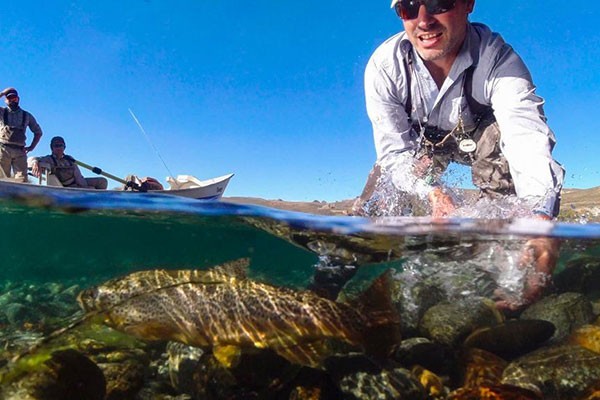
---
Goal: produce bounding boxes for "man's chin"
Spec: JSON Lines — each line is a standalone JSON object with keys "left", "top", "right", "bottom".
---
{"left": 415, "top": 47, "right": 448, "bottom": 62}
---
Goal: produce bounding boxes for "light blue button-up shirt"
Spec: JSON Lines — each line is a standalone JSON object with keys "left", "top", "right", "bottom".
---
{"left": 365, "top": 23, "right": 564, "bottom": 216}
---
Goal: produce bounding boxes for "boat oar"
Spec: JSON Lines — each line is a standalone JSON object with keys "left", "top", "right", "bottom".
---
{"left": 74, "top": 160, "right": 126, "bottom": 184}
{"left": 74, "top": 159, "right": 139, "bottom": 186}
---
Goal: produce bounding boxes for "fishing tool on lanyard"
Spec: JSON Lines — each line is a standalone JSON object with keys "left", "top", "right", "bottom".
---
{"left": 406, "top": 50, "right": 477, "bottom": 159}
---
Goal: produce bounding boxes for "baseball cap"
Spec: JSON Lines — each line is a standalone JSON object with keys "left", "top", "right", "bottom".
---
{"left": 50, "top": 136, "right": 66, "bottom": 146}
{"left": 2, "top": 87, "right": 18, "bottom": 98}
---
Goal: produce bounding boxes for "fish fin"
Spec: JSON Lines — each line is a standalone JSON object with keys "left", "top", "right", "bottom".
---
{"left": 274, "top": 341, "right": 330, "bottom": 369}
{"left": 211, "top": 258, "right": 250, "bottom": 279}
{"left": 351, "top": 270, "right": 401, "bottom": 362}
{"left": 169, "top": 258, "right": 250, "bottom": 285}
{"left": 213, "top": 345, "right": 242, "bottom": 368}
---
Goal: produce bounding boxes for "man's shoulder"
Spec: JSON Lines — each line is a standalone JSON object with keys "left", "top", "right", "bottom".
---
{"left": 372, "top": 32, "right": 407, "bottom": 57}
{"left": 20, "top": 108, "right": 33, "bottom": 117}
{"left": 470, "top": 23, "right": 510, "bottom": 54}
{"left": 368, "top": 31, "right": 408, "bottom": 70}
{"left": 34, "top": 154, "right": 54, "bottom": 163}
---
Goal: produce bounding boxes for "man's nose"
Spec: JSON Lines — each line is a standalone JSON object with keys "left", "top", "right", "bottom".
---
{"left": 416, "top": 5, "right": 436, "bottom": 28}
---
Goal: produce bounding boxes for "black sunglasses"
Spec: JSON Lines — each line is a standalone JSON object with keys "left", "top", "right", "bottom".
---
{"left": 52, "top": 143, "right": 65, "bottom": 148}
{"left": 395, "top": 0, "right": 457, "bottom": 20}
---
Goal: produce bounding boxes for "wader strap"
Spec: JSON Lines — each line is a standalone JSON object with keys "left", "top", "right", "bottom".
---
{"left": 402, "top": 55, "right": 412, "bottom": 118}
{"left": 463, "top": 66, "right": 494, "bottom": 120}
{"left": 2, "top": 108, "right": 27, "bottom": 128}
{"left": 50, "top": 155, "right": 77, "bottom": 186}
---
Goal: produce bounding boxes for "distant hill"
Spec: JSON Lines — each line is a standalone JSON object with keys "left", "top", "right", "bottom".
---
{"left": 225, "top": 186, "right": 600, "bottom": 222}
{"left": 560, "top": 187, "right": 600, "bottom": 221}
{"left": 561, "top": 187, "right": 600, "bottom": 208}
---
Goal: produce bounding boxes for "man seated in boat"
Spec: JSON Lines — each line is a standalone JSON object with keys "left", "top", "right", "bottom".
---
{"left": 28, "top": 136, "right": 108, "bottom": 189}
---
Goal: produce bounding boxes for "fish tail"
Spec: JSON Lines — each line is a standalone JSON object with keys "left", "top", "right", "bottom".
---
{"left": 352, "top": 269, "right": 401, "bottom": 363}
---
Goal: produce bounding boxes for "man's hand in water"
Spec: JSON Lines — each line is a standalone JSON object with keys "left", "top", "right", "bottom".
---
{"left": 428, "top": 187, "right": 456, "bottom": 218}
{"left": 496, "top": 215, "right": 560, "bottom": 312}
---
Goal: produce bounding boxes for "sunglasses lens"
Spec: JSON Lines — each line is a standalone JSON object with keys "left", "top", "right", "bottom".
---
{"left": 397, "top": 0, "right": 419, "bottom": 20}
{"left": 428, "top": 0, "right": 455, "bottom": 14}
{"left": 396, "top": 0, "right": 456, "bottom": 20}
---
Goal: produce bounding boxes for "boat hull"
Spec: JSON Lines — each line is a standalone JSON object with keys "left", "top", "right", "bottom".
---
{"left": 0, "top": 173, "right": 234, "bottom": 200}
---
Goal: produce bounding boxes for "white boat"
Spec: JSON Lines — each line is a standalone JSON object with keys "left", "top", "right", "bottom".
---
{"left": 0, "top": 167, "right": 234, "bottom": 200}
{"left": 161, "top": 173, "right": 234, "bottom": 200}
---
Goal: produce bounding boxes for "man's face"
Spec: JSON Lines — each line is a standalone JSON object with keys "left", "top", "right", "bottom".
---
{"left": 51, "top": 142, "right": 65, "bottom": 156}
{"left": 5, "top": 95, "right": 19, "bottom": 107}
{"left": 402, "top": 0, "right": 474, "bottom": 64}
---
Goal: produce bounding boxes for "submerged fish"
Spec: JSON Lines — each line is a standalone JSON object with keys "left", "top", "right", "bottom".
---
{"left": 77, "top": 259, "right": 400, "bottom": 368}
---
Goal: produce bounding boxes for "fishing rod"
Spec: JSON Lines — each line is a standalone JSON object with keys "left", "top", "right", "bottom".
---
{"left": 128, "top": 108, "right": 175, "bottom": 181}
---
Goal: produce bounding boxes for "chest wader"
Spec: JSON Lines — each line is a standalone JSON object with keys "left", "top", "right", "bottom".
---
{"left": 353, "top": 59, "right": 517, "bottom": 217}
{"left": 0, "top": 109, "right": 27, "bottom": 147}
{"left": 50, "top": 156, "right": 78, "bottom": 187}
{"left": 0, "top": 110, "right": 28, "bottom": 181}
{"left": 404, "top": 57, "right": 516, "bottom": 199}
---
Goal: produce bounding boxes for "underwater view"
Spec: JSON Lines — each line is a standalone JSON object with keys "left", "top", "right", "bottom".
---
{"left": 1, "top": 183, "right": 600, "bottom": 399}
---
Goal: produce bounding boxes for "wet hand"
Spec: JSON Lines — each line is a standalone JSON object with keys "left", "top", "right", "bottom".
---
{"left": 496, "top": 236, "right": 560, "bottom": 312}
{"left": 521, "top": 236, "right": 560, "bottom": 299}
{"left": 413, "top": 156, "right": 433, "bottom": 177}
{"left": 428, "top": 187, "right": 455, "bottom": 218}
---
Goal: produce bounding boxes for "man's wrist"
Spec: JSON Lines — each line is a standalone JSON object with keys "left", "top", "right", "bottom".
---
{"left": 533, "top": 211, "right": 553, "bottom": 221}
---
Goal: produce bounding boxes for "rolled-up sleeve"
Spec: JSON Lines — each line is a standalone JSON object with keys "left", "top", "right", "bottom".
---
{"left": 488, "top": 47, "right": 564, "bottom": 216}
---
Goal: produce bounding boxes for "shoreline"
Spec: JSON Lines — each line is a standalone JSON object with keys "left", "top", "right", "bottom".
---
{"left": 223, "top": 186, "right": 600, "bottom": 221}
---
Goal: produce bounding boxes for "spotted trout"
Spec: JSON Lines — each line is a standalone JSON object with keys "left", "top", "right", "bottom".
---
{"left": 77, "top": 258, "right": 400, "bottom": 368}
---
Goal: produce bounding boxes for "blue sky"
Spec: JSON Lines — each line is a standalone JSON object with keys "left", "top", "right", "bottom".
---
{"left": 3, "top": 1, "right": 599, "bottom": 201}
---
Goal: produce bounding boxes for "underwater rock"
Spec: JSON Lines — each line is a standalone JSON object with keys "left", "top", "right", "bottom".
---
{"left": 390, "top": 275, "right": 445, "bottom": 336}
{"left": 289, "top": 385, "right": 324, "bottom": 400}
{"left": 447, "top": 384, "right": 542, "bottom": 399}
{"left": 593, "top": 300, "right": 600, "bottom": 317}
{"left": 94, "top": 348, "right": 148, "bottom": 400}
{"left": 308, "top": 263, "right": 359, "bottom": 300}
{"left": 447, "top": 348, "right": 541, "bottom": 399}
{"left": 242, "top": 217, "right": 404, "bottom": 265}
{"left": 167, "top": 341, "right": 206, "bottom": 395}
{"left": 418, "top": 298, "right": 504, "bottom": 347}
{"left": 463, "top": 319, "right": 555, "bottom": 360}
{"left": 393, "top": 337, "right": 456, "bottom": 378}
{"left": 0, "top": 281, "right": 81, "bottom": 331}
{"left": 167, "top": 344, "right": 304, "bottom": 399}
{"left": 325, "top": 353, "right": 427, "bottom": 400}
{"left": 568, "top": 324, "right": 600, "bottom": 354}
{"left": 411, "top": 365, "right": 448, "bottom": 399}
{"left": 4, "top": 302, "right": 36, "bottom": 326}
{"left": 554, "top": 256, "right": 600, "bottom": 298}
{"left": 0, "top": 349, "right": 106, "bottom": 400}
{"left": 0, "top": 290, "right": 18, "bottom": 309}
{"left": 502, "top": 344, "right": 600, "bottom": 399}
{"left": 520, "top": 292, "right": 594, "bottom": 342}
{"left": 460, "top": 348, "right": 508, "bottom": 388}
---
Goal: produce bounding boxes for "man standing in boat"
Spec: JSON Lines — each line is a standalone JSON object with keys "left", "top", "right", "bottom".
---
{"left": 29, "top": 136, "right": 108, "bottom": 189}
{"left": 0, "top": 87, "right": 43, "bottom": 182}
{"left": 353, "top": 0, "right": 564, "bottom": 309}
